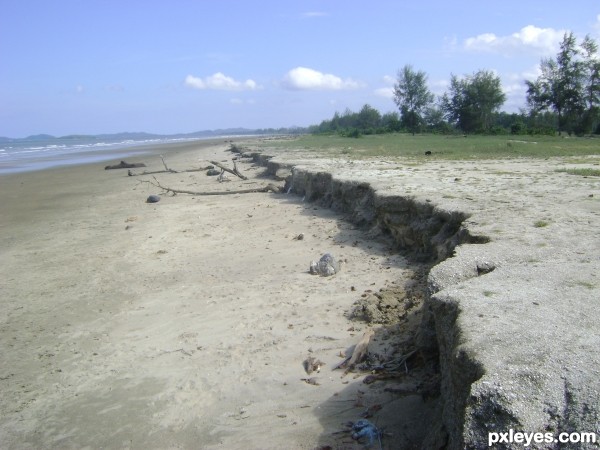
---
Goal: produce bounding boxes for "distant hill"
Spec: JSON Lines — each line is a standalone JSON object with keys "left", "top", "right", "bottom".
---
{"left": 26, "top": 134, "right": 57, "bottom": 140}
{"left": 1, "top": 127, "right": 307, "bottom": 143}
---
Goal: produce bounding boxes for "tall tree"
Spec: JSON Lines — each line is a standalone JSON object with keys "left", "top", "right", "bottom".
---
{"left": 393, "top": 65, "right": 434, "bottom": 135}
{"left": 526, "top": 32, "right": 590, "bottom": 134}
{"left": 356, "top": 104, "right": 382, "bottom": 131}
{"left": 440, "top": 70, "right": 506, "bottom": 133}
{"left": 581, "top": 35, "right": 600, "bottom": 133}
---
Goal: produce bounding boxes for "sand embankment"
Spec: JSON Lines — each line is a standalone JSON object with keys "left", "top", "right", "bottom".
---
{"left": 238, "top": 139, "right": 600, "bottom": 449}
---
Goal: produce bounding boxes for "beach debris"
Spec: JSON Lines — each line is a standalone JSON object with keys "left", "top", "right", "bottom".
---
{"left": 137, "top": 176, "right": 283, "bottom": 196}
{"left": 349, "top": 419, "right": 382, "bottom": 448}
{"left": 206, "top": 168, "right": 221, "bottom": 176}
{"left": 217, "top": 171, "right": 230, "bottom": 182}
{"left": 105, "top": 160, "right": 146, "bottom": 170}
{"left": 309, "top": 253, "right": 340, "bottom": 276}
{"left": 127, "top": 157, "right": 213, "bottom": 176}
{"left": 146, "top": 194, "right": 161, "bottom": 203}
{"left": 209, "top": 159, "right": 247, "bottom": 180}
{"left": 300, "top": 377, "right": 320, "bottom": 386}
{"left": 293, "top": 233, "right": 305, "bottom": 241}
{"left": 348, "top": 329, "right": 374, "bottom": 367}
{"left": 303, "top": 356, "right": 324, "bottom": 374}
{"left": 334, "top": 329, "right": 374, "bottom": 371}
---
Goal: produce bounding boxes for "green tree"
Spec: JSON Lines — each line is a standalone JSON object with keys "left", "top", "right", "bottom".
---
{"left": 423, "top": 106, "right": 450, "bottom": 133}
{"left": 440, "top": 70, "right": 506, "bottom": 133}
{"left": 381, "top": 111, "right": 402, "bottom": 132}
{"left": 356, "top": 104, "right": 382, "bottom": 132}
{"left": 526, "top": 32, "right": 589, "bottom": 134}
{"left": 581, "top": 35, "right": 600, "bottom": 133}
{"left": 393, "top": 65, "right": 434, "bottom": 135}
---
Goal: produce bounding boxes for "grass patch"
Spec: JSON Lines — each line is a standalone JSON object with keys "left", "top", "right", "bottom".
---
{"left": 533, "top": 220, "right": 550, "bottom": 228}
{"left": 555, "top": 168, "right": 600, "bottom": 177}
{"left": 567, "top": 280, "right": 596, "bottom": 289}
{"left": 254, "top": 133, "right": 600, "bottom": 160}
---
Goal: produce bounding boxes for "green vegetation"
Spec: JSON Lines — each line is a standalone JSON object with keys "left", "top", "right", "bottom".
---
{"left": 440, "top": 70, "right": 506, "bottom": 133}
{"left": 393, "top": 65, "right": 434, "bottom": 135}
{"left": 310, "top": 32, "right": 599, "bottom": 138}
{"left": 256, "top": 133, "right": 600, "bottom": 160}
{"left": 526, "top": 33, "right": 600, "bottom": 136}
{"left": 556, "top": 167, "right": 600, "bottom": 177}
{"left": 533, "top": 220, "right": 550, "bottom": 228}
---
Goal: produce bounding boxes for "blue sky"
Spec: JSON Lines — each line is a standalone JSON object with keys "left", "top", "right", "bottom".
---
{"left": 2, "top": 1, "right": 599, "bottom": 137}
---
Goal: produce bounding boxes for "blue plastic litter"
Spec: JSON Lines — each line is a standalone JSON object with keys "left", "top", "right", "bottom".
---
{"left": 351, "top": 419, "right": 381, "bottom": 448}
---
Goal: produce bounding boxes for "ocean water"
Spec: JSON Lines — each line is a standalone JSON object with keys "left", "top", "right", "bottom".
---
{"left": 0, "top": 136, "right": 200, "bottom": 175}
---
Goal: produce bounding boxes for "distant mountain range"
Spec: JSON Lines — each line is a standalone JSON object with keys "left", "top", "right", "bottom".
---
{"left": 0, "top": 127, "right": 307, "bottom": 143}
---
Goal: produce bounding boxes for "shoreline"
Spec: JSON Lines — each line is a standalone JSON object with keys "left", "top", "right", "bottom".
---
{"left": 0, "top": 137, "right": 230, "bottom": 176}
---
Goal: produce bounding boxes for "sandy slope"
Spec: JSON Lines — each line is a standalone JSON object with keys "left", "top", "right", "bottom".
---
{"left": 0, "top": 141, "right": 420, "bottom": 449}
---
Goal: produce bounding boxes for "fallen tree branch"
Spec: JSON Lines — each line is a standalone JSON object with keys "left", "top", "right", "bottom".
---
{"left": 105, "top": 160, "right": 146, "bottom": 170}
{"left": 210, "top": 160, "right": 247, "bottom": 180}
{"left": 126, "top": 155, "right": 214, "bottom": 176}
{"left": 137, "top": 176, "right": 282, "bottom": 196}
{"left": 159, "top": 154, "right": 169, "bottom": 171}
{"left": 128, "top": 166, "right": 211, "bottom": 176}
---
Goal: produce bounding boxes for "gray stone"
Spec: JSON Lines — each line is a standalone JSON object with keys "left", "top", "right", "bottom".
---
{"left": 309, "top": 253, "right": 340, "bottom": 276}
{"left": 146, "top": 194, "right": 160, "bottom": 203}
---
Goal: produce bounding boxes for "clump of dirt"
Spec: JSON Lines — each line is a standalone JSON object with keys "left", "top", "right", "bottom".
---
{"left": 348, "top": 266, "right": 428, "bottom": 324}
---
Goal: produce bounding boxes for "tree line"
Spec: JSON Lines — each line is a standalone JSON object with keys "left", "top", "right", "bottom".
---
{"left": 310, "top": 32, "right": 600, "bottom": 137}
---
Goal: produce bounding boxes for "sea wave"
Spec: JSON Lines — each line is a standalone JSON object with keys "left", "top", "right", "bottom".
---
{"left": 0, "top": 136, "right": 201, "bottom": 175}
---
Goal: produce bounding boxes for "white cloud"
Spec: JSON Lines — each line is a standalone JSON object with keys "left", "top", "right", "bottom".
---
{"left": 382, "top": 75, "right": 395, "bottom": 85}
{"left": 374, "top": 75, "right": 396, "bottom": 98}
{"left": 282, "top": 67, "right": 361, "bottom": 90}
{"left": 374, "top": 87, "right": 394, "bottom": 99}
{"left": 185, "top": 72, "right": 260, "bottom": 91}
{"left": 464, "top": 25, "right": 566, "bottom": 56}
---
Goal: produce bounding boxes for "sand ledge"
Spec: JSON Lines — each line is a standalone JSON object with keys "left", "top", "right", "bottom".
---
{"left": 238, "top": 141, "right": 600, "bottom": 449}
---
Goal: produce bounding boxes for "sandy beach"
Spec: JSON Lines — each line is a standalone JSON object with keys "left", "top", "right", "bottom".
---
{"left": 0, "top": 140, "right": 425, "bottom": 449}
{"left": 3, "top": 137, "right": 599, "bottom": 449}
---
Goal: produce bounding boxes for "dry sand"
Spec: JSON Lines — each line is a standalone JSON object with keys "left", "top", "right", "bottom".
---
{"left": 0, "top": 140, "right": 423, "bottom": 449}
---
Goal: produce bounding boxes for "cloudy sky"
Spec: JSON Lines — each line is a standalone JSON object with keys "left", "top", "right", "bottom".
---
{"left": 2, "top": 1, "right": 599, "bottom": 137}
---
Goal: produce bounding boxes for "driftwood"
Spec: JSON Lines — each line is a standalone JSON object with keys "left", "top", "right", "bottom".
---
{"left": 137, "top": 176, "right": 282, "bottom": 196}
{"left": 105, "top": 160, "right": 146, "bottom": 170}
{"left": 128, "top": 155, "right": 213, "bottom": 176}
{"left": 348, "top": 329, "right": 374, "bottom": 367}
{"left": 334, "top": 329, "right": 375, "bottom": 371}
{"left": 210, "top": 160, "right": 247, "bottom": 180}
{"left": 128, "top": 167, "right": 211, "bottom": 176}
